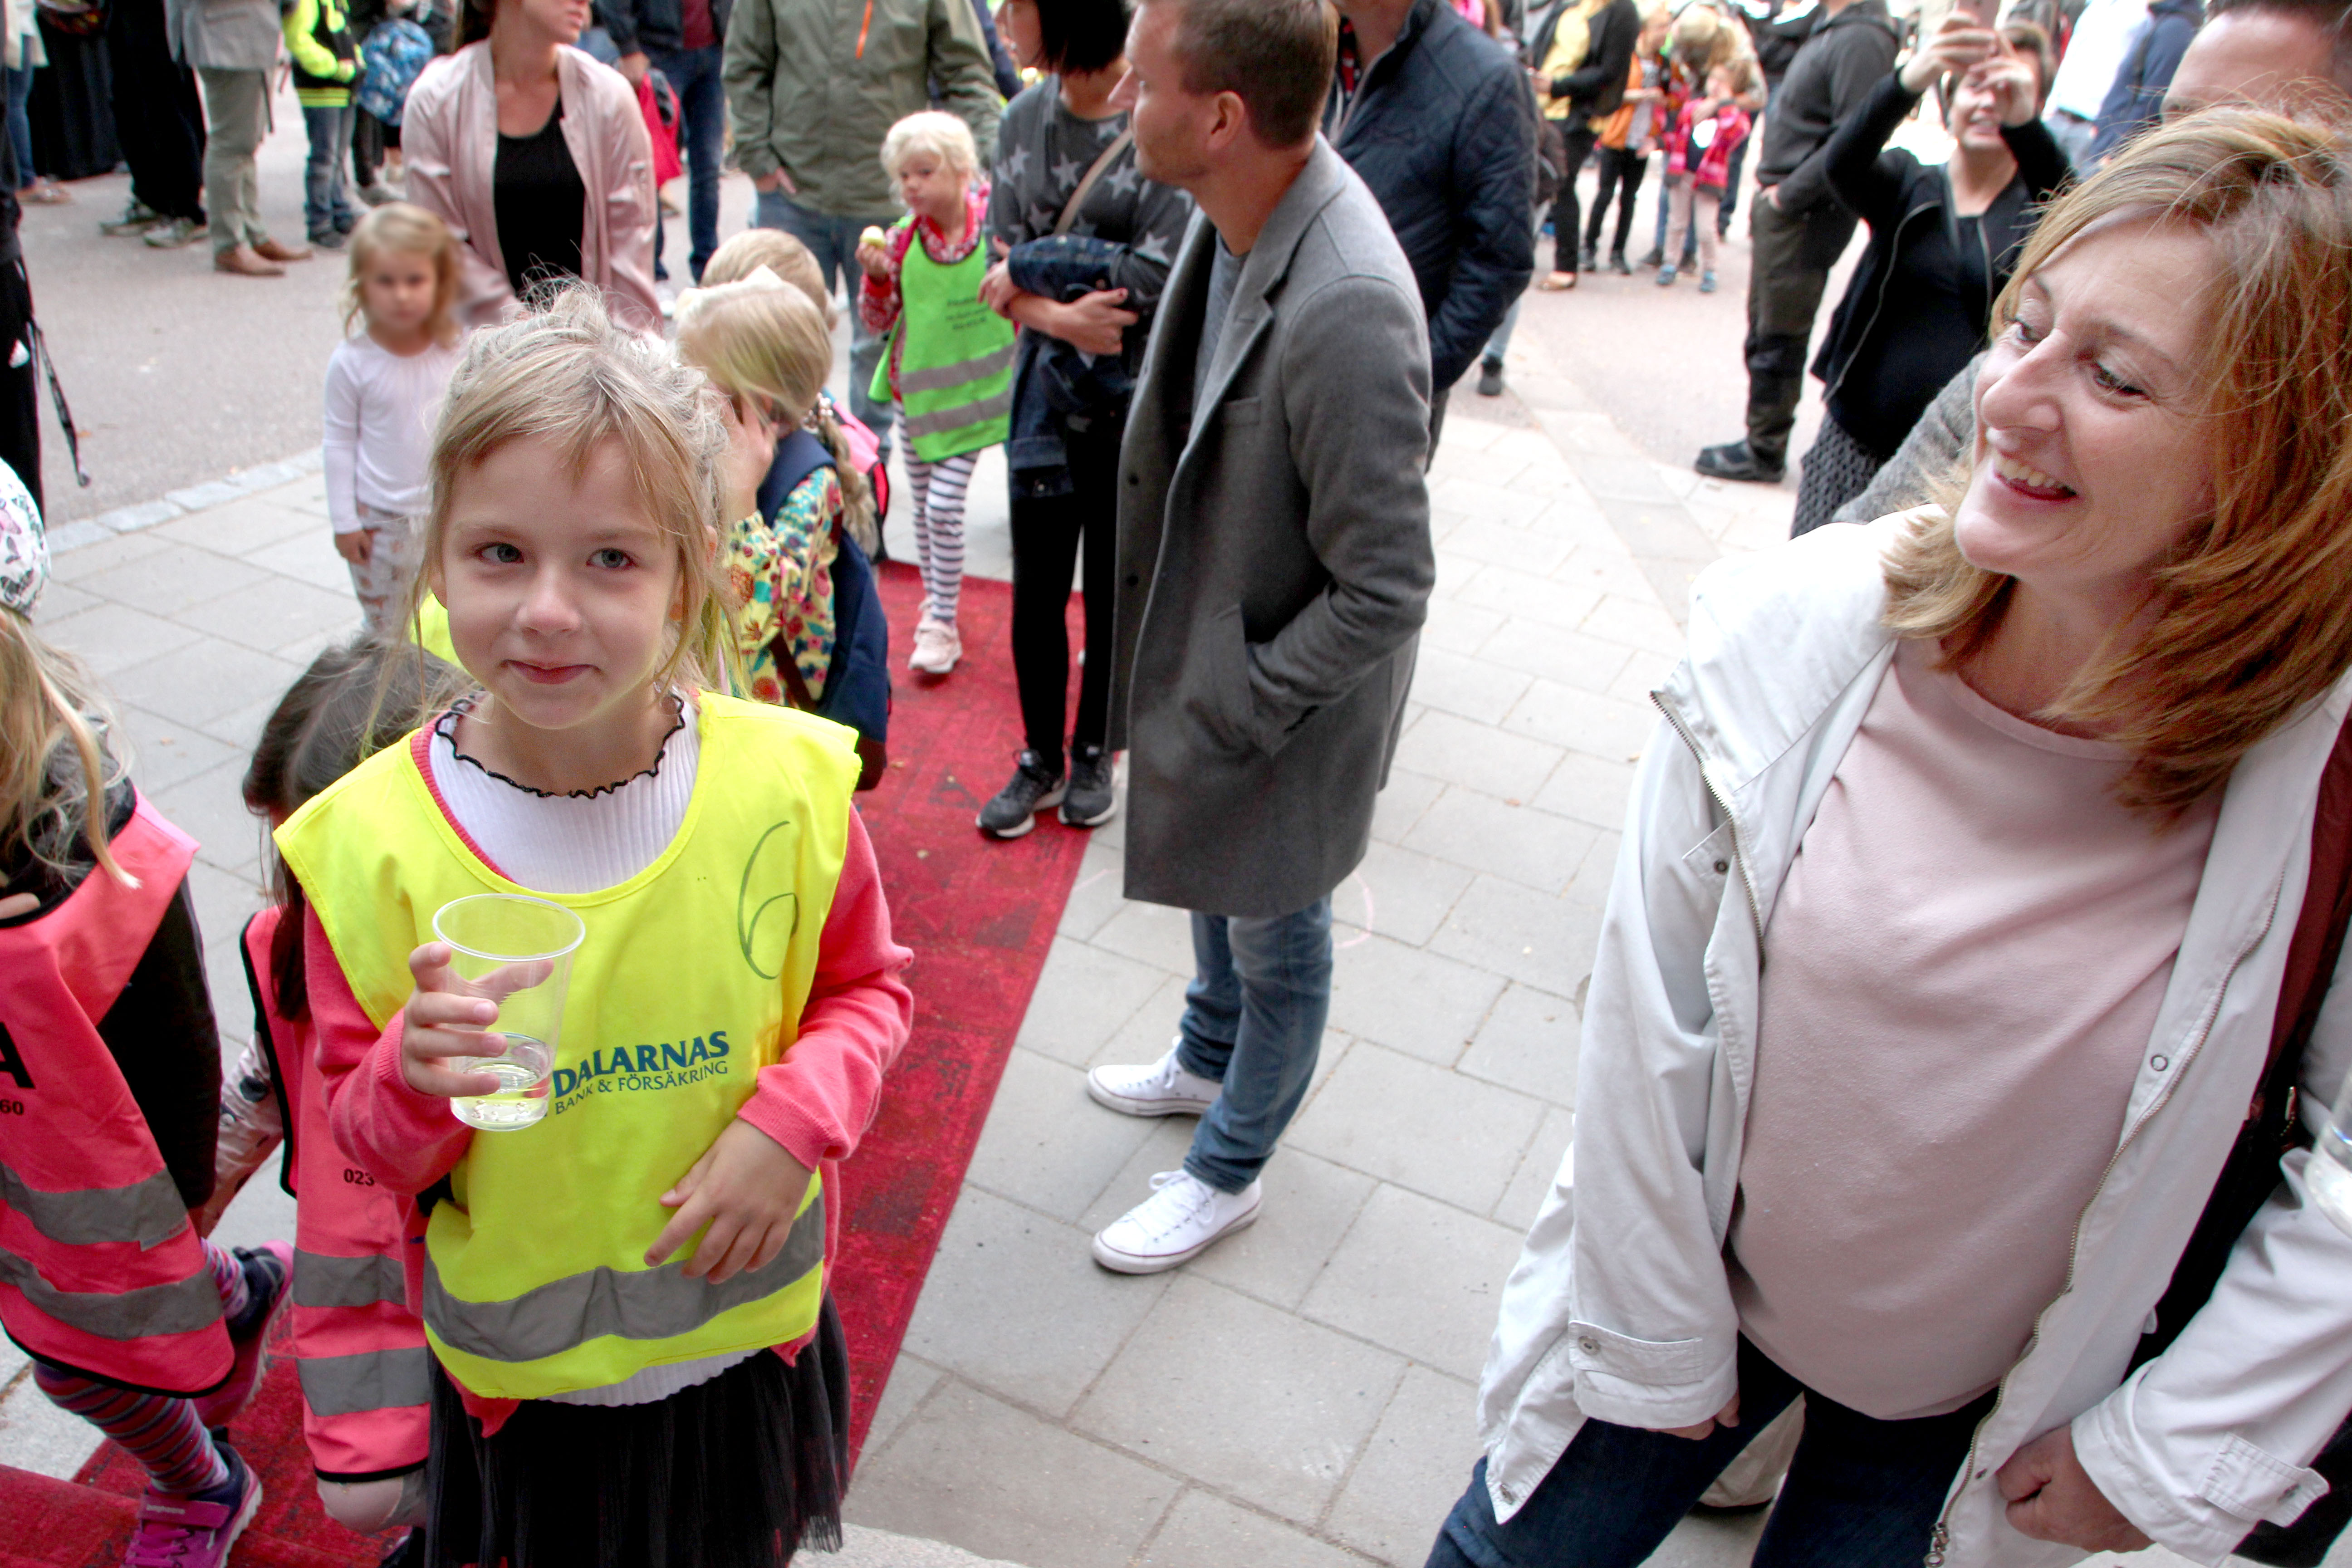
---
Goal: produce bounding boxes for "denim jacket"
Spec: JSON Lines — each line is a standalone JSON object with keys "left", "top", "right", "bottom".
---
{"left": 1004, "top": 233, "right": 1142, "bottom": 500}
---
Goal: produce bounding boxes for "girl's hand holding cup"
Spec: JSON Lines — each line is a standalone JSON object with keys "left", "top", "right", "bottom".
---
{"left": 401, "top": 941, "right": 530, "bottom": 1099}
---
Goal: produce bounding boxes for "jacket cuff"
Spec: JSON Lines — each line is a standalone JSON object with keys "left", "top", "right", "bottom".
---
{"left": 1558, "top": 1320, "right": 1738, "bottom": 1431}
{"left": 2073, "top": 1390, "right": 2329, "bottom": 1565}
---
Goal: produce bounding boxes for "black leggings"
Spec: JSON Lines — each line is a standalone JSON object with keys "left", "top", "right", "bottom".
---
{"left": 1546, "top": 125, "right": 1598, "bottom": 274}
{"left": 1009, "top": 426, "right": 1118, "bottom": 768}
{"left": 1583, "top": 145, "right": 1649, "bottom": 258}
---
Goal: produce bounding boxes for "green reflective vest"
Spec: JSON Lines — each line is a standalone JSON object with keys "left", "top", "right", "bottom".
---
{"left": 871, "top": 219, "right": 1014, "bottom": 463}
{"left": 277, "top": 694, "right": 860, "bottom": 1400}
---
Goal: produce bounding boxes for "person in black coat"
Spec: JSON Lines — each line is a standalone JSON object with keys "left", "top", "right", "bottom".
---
{"left": 1791, "top": 13, "right": 2067, "bottom": 534}
{"left": 1529, "top": 0, "right": 1640, "bottom": 287}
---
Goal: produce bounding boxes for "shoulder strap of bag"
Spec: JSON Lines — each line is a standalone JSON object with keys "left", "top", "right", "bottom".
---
{"left": 2135, "top": 709, "right": 2352, "bottom": 1367}
{"left": 1053, "top": 129, "right": 1135, "bottom": 238}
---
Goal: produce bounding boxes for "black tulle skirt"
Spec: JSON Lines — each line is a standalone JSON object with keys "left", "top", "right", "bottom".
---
{"left": 422, "top": 1296, "right": 849, "bottom": 1568}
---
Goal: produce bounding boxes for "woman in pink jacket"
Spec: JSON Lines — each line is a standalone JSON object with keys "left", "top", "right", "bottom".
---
{"left": 402, "top": 0, "right": 661, "bottom": 331}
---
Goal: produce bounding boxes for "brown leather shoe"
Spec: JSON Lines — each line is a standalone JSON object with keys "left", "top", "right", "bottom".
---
{"left": 214, "top": 245, "right": 286, "bottom": 278}
{"left": 252, "top": 236, "right": 314, "bottom": 263}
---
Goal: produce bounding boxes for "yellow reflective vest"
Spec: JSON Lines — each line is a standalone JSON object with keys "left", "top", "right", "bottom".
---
{"left": 276, "top": 694, "right": 860, "bottom": 1400}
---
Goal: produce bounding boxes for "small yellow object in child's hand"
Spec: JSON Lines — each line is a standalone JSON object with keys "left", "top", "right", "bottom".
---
{"left": 858, "top": 226, "right": 888, "bottom": 252}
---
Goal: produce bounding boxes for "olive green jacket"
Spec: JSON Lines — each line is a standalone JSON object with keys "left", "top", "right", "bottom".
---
{"left": 723, "top": 0, "right": 1000, "bottom": 218}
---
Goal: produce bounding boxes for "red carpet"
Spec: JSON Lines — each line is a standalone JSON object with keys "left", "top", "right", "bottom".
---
{"left": 1, "top": 563, "right": 1093, "bottom": 1563}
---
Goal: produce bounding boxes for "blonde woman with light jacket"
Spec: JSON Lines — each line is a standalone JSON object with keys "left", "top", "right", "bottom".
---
{"left": 1432, "top": 109, "right": 2352, "bottom": 1568}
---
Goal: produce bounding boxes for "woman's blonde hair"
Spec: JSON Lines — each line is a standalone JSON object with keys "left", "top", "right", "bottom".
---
{"left": 1884, "top": 108, "right": 2352, "bottom": 817}
{"left": 398, "top": 286, "right": 738, "bottom": 699}
{"left": 880, "top": 109, "right": 981, "bottom": 182}
{"left": 701, "top": 228, "right": 837, "bottom": 325}
{"left": 0, "top": 611, "right": 132, "bottom": 886}
{"left": 673, "top": 273, "right": 879, "bottom": 549}
{"left": 342, "top": 202, "right": 465, "bottom": 346}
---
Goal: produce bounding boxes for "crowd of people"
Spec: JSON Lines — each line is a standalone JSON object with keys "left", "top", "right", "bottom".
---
{"left": 10, "top": 0, "right": 2352, "bottom": 1567}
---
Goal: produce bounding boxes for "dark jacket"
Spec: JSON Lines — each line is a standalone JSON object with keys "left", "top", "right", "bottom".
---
{"left": 1811, "top": 70, "right": 2071, "bottom": 454}
{"left": 595, "top": 0, "right": 731, "bottom": 56}
{"left": 1755, "top": 0, "right": 1900, "bottom": 214}
{"left": 1735, "top": 0, "right": 1820, "bottom": 91}
{"left": 2089, "top": 0, "right": 2201, "bottom": 160}
{"left": 1528, "top": 0, "right": 1642, "bottom": 118}
{"left": 756, "top": 431, "right": 890, "bottom": 748}
{"left": 1325, "top": 0, "right": 1537, "bottom": 392}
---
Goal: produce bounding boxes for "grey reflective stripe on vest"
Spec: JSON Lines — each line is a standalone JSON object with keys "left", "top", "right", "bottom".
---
{"left": 298, "top": 1346, "right": 433, "bottom": 1416}
{"left": 294, "top": 1250, "right": 407, "bottom": 1310}
{"left": 903, "top": 390, "right": 1014, "bottom": 443}
{"left": 898, "top": 341, "right": 1015, "bottom": 397}
{"left": 423, "top": 1187, "right": 825, "bottom": 1364}
{"left": 0, "top": 1244, "right": 221, "bottom": 1339}
{"left": 0, "top": 1160, "right": 187, "bottom": 1249}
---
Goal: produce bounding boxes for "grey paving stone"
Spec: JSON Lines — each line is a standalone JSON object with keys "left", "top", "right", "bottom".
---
{"left": 99, "top": 500, "right": 184, "bottom": 534}
{"left": 846, "top": 1382, "right": 1182, "bottom": 1568}
{"left": 0, "top": 1369, "right": 103, "bottom": 1479}
{"left": 149, "top": 757, "right": 268, "bottom": 878}
{"left": 1607, "top": 648, "right": 1680, "bottom": 706}
{"left": 964, "top": 1048, "right": 1161, "bottom": 1223}
{"left": 201, "top": 691, "right": 291, "bottom": 756}
{"left": 1580, "top": 593, "right": 1686, "bottom": 657}
{"left": 1087, "top": 897, "right": 1197, "bottom": 978}
{"left": 72, "top": 540, "right": 271, "bottom": 619}
{"left": 901, "top": 1187, "right": 1172, "bottom": 1419}
{"left": 167, "top": 479, "right": 254, "bottom": 512}
{"left": 1327, "top": 932, "right": 1506, "bottom": 1067}
{"left": 114, "top": 703, "right": 242, "bottom": 794}
{"left": 49, "top": 527, "right": 169, "bottom": 583}
{"left": 243, "top": 529, "right": 364, "bottom": 596}
{"left": 1137, "top": 1489, "right": 1376, "bottom": 1568}
{"left": 864, "top": 1353, "right": 948, "bottom": 1459}
{"left": 1473, "top": 617, "right": 1635, "bottom": 693}
{"left": 1555, "top": 539, "right": 1668, "bottom": 602}
{"left": 1407, "top": 644, "right": 1535, "bottom": 729}
{"left": 1569, "top": 831, "right": 1622, "bottom": 906}
{"left": 1430, "top": 875, "right": 1606, "bottom": 999}
{"left": 1299, "top": 1183, "right": 1529, "bottom": 1381}
{"left": 1450, "top": 562, "right": 1605, "bottom": 632}
{"left": 31, "top": 578, "right": 99, "bottom": 624}
{"left": 1430, "top": 476, "right": 1552, "bottom": 529}
{"left": 172, "top": 574, "right": 363, "bottom": 655}
{"left": 1494, "top": 1105, "right": 1574, "bottom": 1232}
{"left": 44, "top": 520, "right": 112, "bottom": 554}
{"left": 1368, "top": 768, "right": 1443, "bottom": 846}
{"left": 1529, "top": 750, "right": 1640, "bottom": 831}
{"left": 1014, "top": 936, "right": 1175, "bottom": 1068}
{"left": 39, "top": 598, "right": 204, "bottom": 676}
{"left": 1056, "top": 842, "right": 1129, "bottom": 942}
{"left": 828, "top": 1524, "right": 1034, "bottom": 1568}
{"left": 1417, "top": 595, "right": 1505, "bottom": 657}
{"left": 1289, "top": 1043, "right": 1542, "bottom": 1217}
{"left": 1458, "top": 983, "right": 1580, "bottom": 1107}
{"left": 1441, "top": 519, "right": 1574, "bottom": 578}
{"left": 101, "top": 637, "right": 304, "bottom": 731}
{"left": 1336, "top": 839, "right": 1474, "bottom": 949}
{"left": 1073, "top": 1275, "right": 1406, "bottom": 1526}
{"left": 1402, "top": 787, "right": 1598, "bottom": 894}
{"left": 1391, "top": 711, "right": 1564, "bottom": 803}
{"left": 1325, "top": 1365, "right": 1482, "bottom": 1568}
{"left": 1503, "top": 680, "right": 1660, "bottom": 765}
{"left": 1079, "top": 971, "right": 1191, "bottom": 1073}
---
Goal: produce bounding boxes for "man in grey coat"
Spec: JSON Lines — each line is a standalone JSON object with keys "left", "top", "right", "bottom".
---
{"left": 1086, "top": 0, "right": 1436, "bottom": 1274}
{"left": 167, "top": 0, "right": 312, "bottom": 275}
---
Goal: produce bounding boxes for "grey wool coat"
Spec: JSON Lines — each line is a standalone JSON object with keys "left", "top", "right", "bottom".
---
{"left": 1108, "top": 140, "right": 1436, "bottom": 919}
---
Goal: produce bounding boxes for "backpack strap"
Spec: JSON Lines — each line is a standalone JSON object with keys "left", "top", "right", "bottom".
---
{"left": 1053, "top": 129, "right": 1134, "bottom": 238}
{"left": 2135, "top": 710, "right": 2352, "bottom": 1366}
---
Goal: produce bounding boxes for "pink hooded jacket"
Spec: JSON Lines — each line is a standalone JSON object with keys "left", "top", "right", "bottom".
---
{"left": 402, "top": 41, "right": 662, "bottom": 333}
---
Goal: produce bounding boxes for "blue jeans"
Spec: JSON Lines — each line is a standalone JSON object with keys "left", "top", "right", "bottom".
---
{"left": 647, "top": 44, "right": 722, "bottom": 281}
{"left": 1173, "top": 899, "right": 1333, "bottom": 1194}
{"left": 1425, "top": 1339, "right": 1991, "bottom": 1568}
{"left": 755, "top": 188, "right": 895, "bottom": 451}
{"left": 302, "top": 103, "right": 355, "bottom": 239}
{"left": 4, "top": 64, "right": 31, "bottom": 191}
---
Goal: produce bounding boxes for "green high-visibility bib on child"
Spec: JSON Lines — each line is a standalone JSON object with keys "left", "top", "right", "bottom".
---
{"left": 275, "top": 695, "right": 859, "bottom": 1401}
{"left": 872, "top": 217, "right": 1015, "bottom": 462}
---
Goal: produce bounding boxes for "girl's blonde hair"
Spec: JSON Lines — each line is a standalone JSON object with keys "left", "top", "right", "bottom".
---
{"left": 1884, "top": 108, "right": 2352, "bottom": 818}
{"left": 342, "top": 202, "right": 465, "bottom": 346}
{"left": 399, "top": 285, "right": 739, "bottom": 699}
{"left": 701, "top": 228, "right": 837, "bottom": 325}
{"left": 881, "top": 109, "right": 981, "bottom": 182}
{"left": 673, "top": 273, "right": 879, "bottom": 551}
{"left": 0, "top": 611, "right": 131, "bottom": 886}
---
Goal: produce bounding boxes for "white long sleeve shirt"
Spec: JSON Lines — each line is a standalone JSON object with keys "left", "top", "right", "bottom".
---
{"left": 321, "top": 333, "right": 461, "bottom": 532}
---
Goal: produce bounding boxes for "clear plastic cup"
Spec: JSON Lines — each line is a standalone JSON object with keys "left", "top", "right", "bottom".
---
{"left": 2310, "top": 1065, "right": 2352, "bottom": 1235}
{"left": 431, "top": 894, "right": 585, "bottom": 1132}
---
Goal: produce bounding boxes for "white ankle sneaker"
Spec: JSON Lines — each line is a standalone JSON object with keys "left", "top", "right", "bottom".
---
{"left": 1087, "top": 1044, "right": 1221, "bottom": 1117}
{"left": 1092, "top": 1171, "right": 1262, "bottom": 1274}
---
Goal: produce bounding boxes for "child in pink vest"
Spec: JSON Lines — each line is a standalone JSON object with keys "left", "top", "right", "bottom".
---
{"left": 1658, "top": 61, "right": 1754, "bottom": 294}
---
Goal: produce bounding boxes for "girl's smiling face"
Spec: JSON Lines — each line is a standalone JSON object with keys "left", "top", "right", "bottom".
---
{"left": 430, "top": 435, "right": 682, "bottom": 742}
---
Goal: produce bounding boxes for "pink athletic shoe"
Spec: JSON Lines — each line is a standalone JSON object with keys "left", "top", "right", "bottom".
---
{"left": 127, "top": 1445, "right": 260, "bottom": 1567}
{"left": 193, "top": 1241, "right": 291, "bottom": 1432}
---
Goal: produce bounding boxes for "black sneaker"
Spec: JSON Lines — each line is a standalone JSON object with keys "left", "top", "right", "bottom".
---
{"left": 1638, "top": 246, "right": 1664, "bottom": 269}
{"left": 1609, "top": 250, "right": 1631, "bottom": 276}
{"left": 1695, "top": 440, "right": 1785, "bottom": 484}
{"left": 1476, "top": 358, "right": 1505, "bottom": 397}
{"left": 1578, "top": 243, "right": 1598, "bottom": 273}
{"left": 1060, "top": 745, "right": 1117, "bottom": 828}
{"left": 977, "top": 750, "right": 1066, "bottom": 839}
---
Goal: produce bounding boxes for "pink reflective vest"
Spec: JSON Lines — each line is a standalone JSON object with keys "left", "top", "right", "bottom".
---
{"left": 243, "top": 906, "right": 430, "bottom": 1480}
{"left": 0, "top": 798, "right": 232, "bottom": 1395}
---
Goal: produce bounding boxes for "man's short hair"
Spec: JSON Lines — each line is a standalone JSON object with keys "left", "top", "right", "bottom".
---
{"left": 1162, "top": 0, "right": 1338, "bottom": 149}
{"left": 2204, "top": 0, "right": 2352, "bottom": 91}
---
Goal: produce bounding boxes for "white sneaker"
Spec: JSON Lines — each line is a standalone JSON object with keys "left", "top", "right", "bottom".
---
{"left": 1092, "top": 1171, "right": 1262, "bottom": 1273}
{"left": 1087, "top": 1044, "right": 1221, "bottom": 1117}
{"left": 909, "top": 616, "right": 961, "bottom": 674}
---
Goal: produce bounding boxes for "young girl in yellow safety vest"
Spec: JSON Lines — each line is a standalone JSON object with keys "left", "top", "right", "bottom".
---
{"left": 856, "top": 109, "right": 1016, "bottom": 681}
{"left": 280, "top": 287, "right": 914, "bottom": 1568}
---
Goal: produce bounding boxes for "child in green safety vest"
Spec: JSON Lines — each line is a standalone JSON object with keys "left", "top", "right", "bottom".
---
{"left": 286, "top": 0, "right": 363, "bottom": 248}
{"left": 857, "top": 109, "right": 1016, "bottom": 681}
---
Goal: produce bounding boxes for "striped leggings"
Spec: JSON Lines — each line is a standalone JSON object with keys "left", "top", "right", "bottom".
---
{"left": 905, "top": 448, "right": 976, "bottom": 627}
{"left": 31, "top": 1238, "right": 252, "bottom": 1495}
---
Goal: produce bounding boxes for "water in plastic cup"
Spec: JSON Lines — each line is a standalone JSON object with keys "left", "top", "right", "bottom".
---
{"left": 431, "top": 894, "right": 585, "bottom": 1133}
